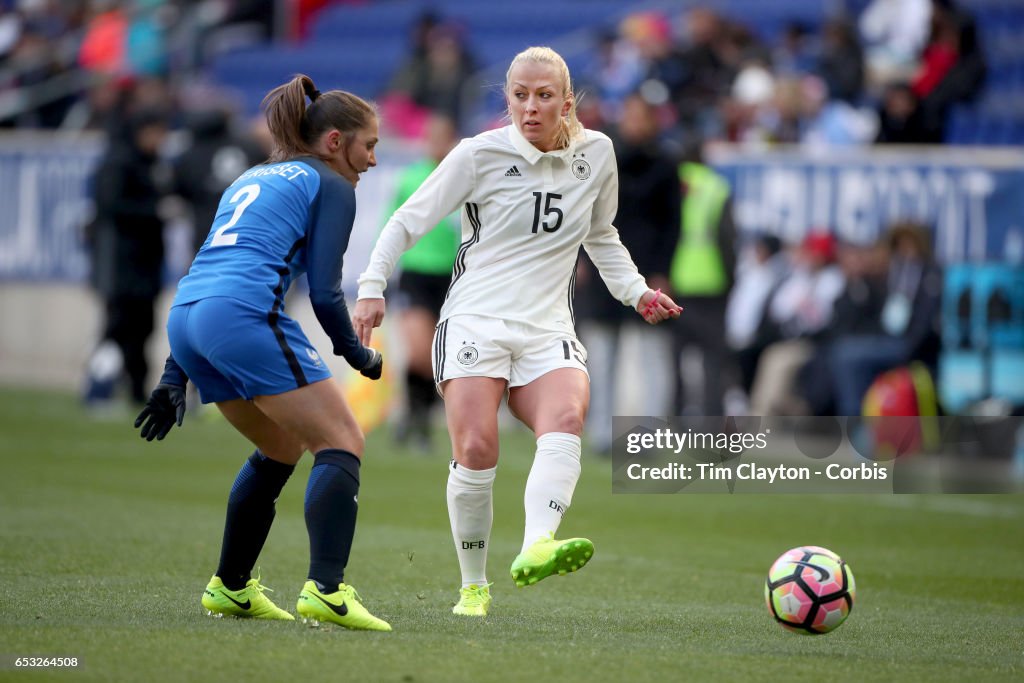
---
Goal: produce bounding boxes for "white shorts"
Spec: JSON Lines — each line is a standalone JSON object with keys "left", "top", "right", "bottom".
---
{"left": 432, "top": 314, "right": 588, "bottom": 394}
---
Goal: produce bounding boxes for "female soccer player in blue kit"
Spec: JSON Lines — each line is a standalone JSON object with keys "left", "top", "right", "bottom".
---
{"left": 133, "top": 75, "right": 390, "bottom": 631}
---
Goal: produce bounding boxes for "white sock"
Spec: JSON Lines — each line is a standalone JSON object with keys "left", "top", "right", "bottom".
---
{"left": 446, "top": 460, "right": 496, "bottom": 588}
{"left": 522, "top": 432, "right": 582, "bottom": 553}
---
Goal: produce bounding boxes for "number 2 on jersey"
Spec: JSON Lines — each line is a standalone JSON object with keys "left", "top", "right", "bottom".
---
{"left": 210, "top": 183, "right": 261, "bottom": 247}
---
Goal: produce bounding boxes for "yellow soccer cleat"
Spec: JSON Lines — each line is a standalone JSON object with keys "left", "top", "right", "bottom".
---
{"left": 510, "top": 533, "right": 595, "bottom": 587}
{"left": 296, "top": 581, "right": 392, "bottom": 632}
{"left": 201, "top": 575, "right": 294, "bottom": 620}
{"left": 452, "top": 583, "right": 492, "bottom": 617}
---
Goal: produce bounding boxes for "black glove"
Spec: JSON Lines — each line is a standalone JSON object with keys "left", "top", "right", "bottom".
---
{"left": 359, "top": 348, "right": 383, "bottom": 380}
{"left": 134, "top": 383, "right": 186, "bottom": 441}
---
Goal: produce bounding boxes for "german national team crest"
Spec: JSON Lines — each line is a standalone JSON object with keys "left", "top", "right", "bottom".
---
{"left": 457, "top": 344, "right": 479, "bottom": 366}
{"left": 572, "top": 157, "right": 591, "bottom": 180}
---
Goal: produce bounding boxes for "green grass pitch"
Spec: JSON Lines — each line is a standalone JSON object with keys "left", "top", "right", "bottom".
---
{"left": 1, "top": 387, "right": 1022, "bottom": 682}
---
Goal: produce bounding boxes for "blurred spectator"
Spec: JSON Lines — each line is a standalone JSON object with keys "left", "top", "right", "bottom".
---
{"left": 911, "top": 9, "right": 959, "bottom": 100}
{"left": 84, "top": 105, "right": 172, "bottom": 405}
{"left": 677, "top": 8, "right": 731, "bottom": 87}
{"left": 817, "top": 19, "right": 864, "bottom": 105}
{"left": 79, "top": 0, "right": 173, "bottom": 78}
{"left": 828, "top": 221, "right": 942, "bottom": 415}
{"left": 760, "top": 75, "right": 877, "bottom": 148}
{"left": 384, "top": 18, "right": 476, "bottom": 136}
{"left": 172, "top": 105, "right": 266, "bottom": 256}
{"left": 724, "top": 60, "right": 776, "bottom": 143}
{"left": 770, "top": 234, "right": 845, "bottom": 338}
{"left": 798, "top": 238, "right": 889, "bottom": 415}
{"left": 724, "top": 232, "right": 787, "bottom": 400}
{"left": 800, "top": 76, "right": 879, "bottom": 148}
{"left": 670, "top": 7, "right": 738, "bottom": 129}
{"left": 577, "top": 93, "right": 679, "bottom": 452}
{"left": 60, "top": 73, "right": 124, "bottom": 131}
{"left": 78, "top": 1, "right": 128, "bottom": 75}
{"left": 719, "top": 20, "right": 770, "bottom": 73}
{"left": 578, "top": 26, "right": 645, "bottom": 124}
{"left": 765, "top": 76, "right": 803, "bottom": 143}
{"left": 647, "top": 5, "right": 745, "bottom": 137}
{"left": 875, "top": 82, "right": 930, "bottom": 143}
{"left": 388, "top": 114, "right": 461, "bottom": 450}
{"left": 749, "top": 233, "right": 845, "bottom": 416}
{"left": 62, "top": 68, "right": 175, "bottom": 132}
{"left": 912, "top": 0, "right": 986, "bottom": 142}
{"left": 859, "top": 0, "right": 932, "bottom": 90}
{"left": 187, "top": 0, "right": 276, "bottom": 66}
{"left": 0, "top": 0, "right": 1001, "bottom": 151}
{"left": 0, "top": 10, "right": 20, "bottom": 61}
{"left": 1, "top": 25, "right": 72, "bottom": 126}
{"left": 669, "top": 141, "right": 737, "bottom": 415}
{"left": 289, "top": 0, "right": 331, "bottom": 40}
{"left": 621, "top": 12, "right": 680, "bottom": 94}
{"left": 124, "top": 0, "right": 172, "bottom": 77}
{"left": 772, "top": 21, "right": 816, "bottom": 79}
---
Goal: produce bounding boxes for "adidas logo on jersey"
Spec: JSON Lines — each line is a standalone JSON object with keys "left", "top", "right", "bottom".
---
{"left": 504, "top": 165, "right": 522, "bottom": 177}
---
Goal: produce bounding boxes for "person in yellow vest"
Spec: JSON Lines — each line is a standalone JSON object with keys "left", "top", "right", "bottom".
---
{"left": 390, "top": 114, "right": 461, "bottom": 449}
{"left": 669, "top": 143, "right": 737, "bottom": 415}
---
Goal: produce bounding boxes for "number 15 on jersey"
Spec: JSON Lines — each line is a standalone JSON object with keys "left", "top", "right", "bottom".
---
{"left": 531, "top": 192, "right": 563, "bottom": 234}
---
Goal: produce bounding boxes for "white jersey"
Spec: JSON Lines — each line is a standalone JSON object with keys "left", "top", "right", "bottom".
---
{"left": 357, "top": 124, "right": 648, "bottom": 335}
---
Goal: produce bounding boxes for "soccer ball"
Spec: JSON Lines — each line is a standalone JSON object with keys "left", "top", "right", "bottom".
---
{"left": 764, "top": 545, "right": 855, "bottom": 635}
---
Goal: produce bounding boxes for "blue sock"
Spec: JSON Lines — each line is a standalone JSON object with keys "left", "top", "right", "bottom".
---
{"left": 216, "top": 450, "right": 294, "bottom": 590}
{"left": 305, "top": 449, "right": 360, "bottom": 589}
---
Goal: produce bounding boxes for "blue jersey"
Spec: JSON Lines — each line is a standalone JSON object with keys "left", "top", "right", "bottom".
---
{"left": 172, "top": 156, "right": 366, "bottom": 366}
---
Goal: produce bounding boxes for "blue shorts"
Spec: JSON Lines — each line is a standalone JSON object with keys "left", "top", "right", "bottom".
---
{"left": 167, "top": 297, "right": 332, "bottom": 404}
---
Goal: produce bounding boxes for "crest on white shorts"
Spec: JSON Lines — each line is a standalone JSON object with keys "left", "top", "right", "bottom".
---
{"left": 457, "top": 344, "right": 479, "bottom": 366}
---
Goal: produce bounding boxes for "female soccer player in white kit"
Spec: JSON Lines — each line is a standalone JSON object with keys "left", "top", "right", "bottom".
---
{"left": 354, "top": 47, "right": 681, "bottom": 616}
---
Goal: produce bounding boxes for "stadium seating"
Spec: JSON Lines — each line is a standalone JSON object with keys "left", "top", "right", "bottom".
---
{"left": 943, "top": 1, "right": 1024, "bottom": 145}
{"left": 211, "top": 0, "right": 631, "bottom": 117}
{"left": 207, "top": 0, "right": 825, "bottom": 119}
{"left": 938, "top": 264, "right": 1024, "bottom": 412}
{"left": 206, "top": 0, "right": 1024, "bottom": 143}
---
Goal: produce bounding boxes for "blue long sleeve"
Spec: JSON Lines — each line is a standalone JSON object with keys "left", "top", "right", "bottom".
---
{"left": 305, "top": 173, "right": 370, "bottom": 369}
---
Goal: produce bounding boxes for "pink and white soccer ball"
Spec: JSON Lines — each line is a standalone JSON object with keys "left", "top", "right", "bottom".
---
{"left": 764, "top": 545, "right": 856, "bottom": 634}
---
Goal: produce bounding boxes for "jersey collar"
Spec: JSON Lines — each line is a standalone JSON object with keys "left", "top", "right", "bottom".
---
{"left": 507, "top": 124, "right": 578, "bottom": 165}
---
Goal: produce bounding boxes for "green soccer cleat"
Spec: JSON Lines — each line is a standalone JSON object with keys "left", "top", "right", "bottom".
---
{"left": 296, "top": 581, "right": 392, "bottom": 632}
{"left": 201, "top": 575, "right": 294, "bottom": 620}
{"left": 452, "top": 583, "right": 492, "bottom": 616}
{"left": 510, "top": 533, "right": 595, "bottom": 587}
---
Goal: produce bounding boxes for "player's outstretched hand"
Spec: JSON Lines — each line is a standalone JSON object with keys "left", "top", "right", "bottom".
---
{"left": 637, "top": 289, "right": 683, "bottom": 325}
{"left": 134, "top": 383, "right": 186, "bottom": 441}
{"left": 359, "top": 347, "right": 384, "bottom": 380}
{"left": 353, "top": 298, "right": 385, "bottom": 347}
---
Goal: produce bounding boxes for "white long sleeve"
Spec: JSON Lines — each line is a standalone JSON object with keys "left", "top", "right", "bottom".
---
{"left": 357, "top": 140, "right": 474, "bottom": 299}
{"left": 583, "top": 161, "right": 648, "bottom": 309}
{"left": 358, "top": 125, "right": 648, "bottom": 335}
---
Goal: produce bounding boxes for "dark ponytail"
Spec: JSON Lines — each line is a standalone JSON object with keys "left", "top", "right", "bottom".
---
{"left": 262, "top": 74, "right": 376, "bottom": 163}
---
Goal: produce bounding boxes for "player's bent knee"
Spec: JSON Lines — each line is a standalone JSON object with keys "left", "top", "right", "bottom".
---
{"left": 309, "top": 403, "right": 365, "bottom": 454}
{"left": 546, "top": 411, "right": 585, "bottom": 437}
{"left": 452, "top": 432, "right": 498, "bottom": 468}
{"left": 345, "top": 429, "right": 366, "bottom": 457}
{"left": 318, "top": 428, "right": 364, "bottom": 459}
{"left": 261, "top": 444, "right": 305, "bottom": 465}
